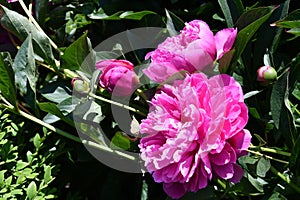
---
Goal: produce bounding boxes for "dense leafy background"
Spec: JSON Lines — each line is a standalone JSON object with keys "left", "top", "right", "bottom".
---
{"left": 0, "top": 0, "right": 300, "bottom": 199}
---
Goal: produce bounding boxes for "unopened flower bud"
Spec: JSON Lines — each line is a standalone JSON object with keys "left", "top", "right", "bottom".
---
{"left": 71, "top": 77, "right": 89, "bottom": 94}
{"left": 257, "top": 66, "right": 277, "bottom": 84}
{"left": 96, "top": 59, "right": 139, "bottom": 96}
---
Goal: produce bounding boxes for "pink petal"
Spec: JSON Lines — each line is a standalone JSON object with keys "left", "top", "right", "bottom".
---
{"left": 210, "top": 148, "right": 231, "bottom": 165}
{"left": 183, "top": 40, "right": 214, "bottom": 71}
{"left": 229, "top": 164, "right": 244, "bottom": 183}
{"left": 143, "top": 62, "right": 179, "bottom": 83}
{"left": 228, "top": 129, "right": 252, "bottom": 156}
{"left": 213, "top": 163, "right": 234, "bottom": 179}
{"left": 181, "top": 20, "right": 217, "bottom": 59}
{"left": 215, "top": 28, "right": 237, "bottom": 60}
{"left": 163, "top": 183, "right": 186, "bottom": 199}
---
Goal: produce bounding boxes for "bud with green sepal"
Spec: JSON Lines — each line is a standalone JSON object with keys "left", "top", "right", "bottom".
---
{"left": 257, "top": 66, "right": 278, "bottom": 85}
{"left": 71, "top": 77, "right": 89, "bottom": 95}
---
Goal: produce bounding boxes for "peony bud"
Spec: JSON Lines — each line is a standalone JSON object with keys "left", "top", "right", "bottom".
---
{"left": 71, "top": 77, "right": 89, "bottom": 94}
{"left": 257, "top": 66, "right": 277, "bottom": 84}
{"left": 96, "top": 59, "right": 139, "bottom": 96}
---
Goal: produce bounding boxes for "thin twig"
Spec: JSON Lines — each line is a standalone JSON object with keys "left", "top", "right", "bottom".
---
{"left": 89, "top": 92, "right": 147, "bottom": 116}
{"left": 270, "top": 166, "right": 300, "bottom": 193}
{"left": 18, "top": 0, "right": 58, "bottom": 50}
{"left": 0, "top": 96, "right": 136, "bottom": 161}
{"left": 247, "top": 149, "right": 289, "bottom": 164}
{"left": 249, "top": 145, "right": 291, "bottom": 157}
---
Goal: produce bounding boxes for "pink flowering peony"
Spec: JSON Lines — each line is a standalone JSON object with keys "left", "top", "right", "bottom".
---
{"left": 144, "top": 20, "right": 237, "bottom": 83}
{"left": 139, "top": 73, "right": 251, "bottom": 199}
{"left": 96, "top": 59, "right": 139, "bottom": 96}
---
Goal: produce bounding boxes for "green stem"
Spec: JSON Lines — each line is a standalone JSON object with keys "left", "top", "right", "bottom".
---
{"left": 0, "top": 99, "right": 135, "bottom": 161}
{"left": 89, "top": 92, "right": 147, "bottom": 116}
{"left": 249, "top": 145, "right": 291, "bottom": 157}
{"left": 216, "top": 179, "right": 239, "bottom": 200}
{"left": 64, "top": 69, "right": 80, "bottom": 79}
{"left": 247, "top": 149, "right": 289, "bottom": 164}
{"left": 270, "top": 166, "right": 300, "bottom": 193}
{"left": 18, "top": 0, "right": 58, "bottom": 50}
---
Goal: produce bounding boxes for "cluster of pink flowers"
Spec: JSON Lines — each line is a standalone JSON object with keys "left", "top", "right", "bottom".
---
{"left": 138, "top": 20, "right": 251, "bottom": 199}
{"left": 94, "top": 19, "right": 251, "bottom": 199}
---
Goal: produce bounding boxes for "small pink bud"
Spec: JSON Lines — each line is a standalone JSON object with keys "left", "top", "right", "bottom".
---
{"left": 257, "top": 66, "right": 277, "bottom": 84}
{"left": 96, "top": 59, "right": 139, "bottom": 96}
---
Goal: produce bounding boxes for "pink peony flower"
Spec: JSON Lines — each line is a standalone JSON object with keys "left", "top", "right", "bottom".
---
{"left": 144, "top": 20, "right": 237, "bottom": 83}
{"left": 96, "top": 59, "right": 139, "bottom": 96}
{"left": 139, "top": 73, "right": 251, "bottom": 199}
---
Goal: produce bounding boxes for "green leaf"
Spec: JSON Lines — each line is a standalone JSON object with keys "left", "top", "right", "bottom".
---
{"left": 88, "top": 8, "right": 155, "bottom": 21}
{"left": 251, "top": 1, "right": 290, "bottom": 76}
{"left": 219, "top": 49, "right": 235, "bottom": 74}
{"left": 274, "top": 9, "right": 300, "bottom": 28}
{"left": 60, "top": 32, "right": 95, "bottom": 70}
{"left": 218, "top": 0, "right": 244, "bottom": 28}
{"left": 33, "top": 133, "right": 41, "bottom": 149}
{"left": 110, "top": 132, "right": 130, "bottom": 150}
{"left": 74, "top": 99, "right": 106, "bottom": 145}
{"left": 292, "top": 82, "right": 300, "bottom": 100}
{"left": 96, "top": 51, "right": 120, "bottom": 61}
{"left": 41, "top": 85, "right": 71, "bottom": 104}
{"left": 5, "top": 176, "right": 12, "bottom": 186}
{"left": 16, "top": 161, "right": 29, "bottom": 170}
{"left": 276, "top": 21, "right": 300, "bottom": 29}
{"left": 26, "top": 181, "right": 37, "bottom": 200}
{"left": 249, "top": 107, "right": 261, "bottom": 119}
{"left": 35, "top": 0, "right": 48, "bottom": 27}
{"left": 41, "top": 97, "right": 77, "bottom": 125}
{"left": 290, "top": 135, "right": 300, "bottom": 172}
{"left": 289, "top": 55, "right": 300, "bottom": 91}
{"left": 12, "top": 34, "right": 39, "bottom": 114}
{"left": 287, "top": 27, "right": 300, "bottom": 36}
{"left": 271, "top": 71, "right": 297, "bottom": 148}
{"left": 88, "top": 8, "right": 123, "bottom": 20}
{"left": 229, "top": 6, "right": 276, "bottom": 74}
{"left": 65, "top": 13, "right": 91, "bottom": 35}
{"left": 0, "top": 52, "right": 17, "bottom": 109}
{"left": 89, "top": 70, "right": 101, "bottom": 94}
{"left": 74, "top": 14, "right": 91, "bottom": 28}
{"left": 0, "top": 170, "right": 5, "bottom": 187}
{"left": 39, "top": 101, "right": 75, "bottom": 126}
{"left": 244, "top": 90, "right": 263, "bottom": 99}
{"left": 247, "top": 173, "right": 268, "bottom": 192}
{"left": 165, "top": 9, "right": 178, "bottom": 37}
{"left": 119, "top": 10, "right": 156, "bottom": 20}
{"left": 256, "top": 157, "right": 271, "bottom": 177}
{"left": 268, "top": 192, "right": 287, "bottom": 200}
{"left": 0, "top": 5, "right": 56, "bottom": 67}
{"left": 12, "top": 34, "right": 37, "bottom": 94}
{"left": 141, "top": 180, "right": 148, "bottom": 200}
{"left": 218, "top": 0, "right": 233, "bottom": 27}
{"left": 44, "top": 165, "right": 52, "bottom": 184}
{"left": 10, "top": 189, "right": 23, "bottom": 196}
{"left": 65, "top": 17, "right": 77, "bottom": 36}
